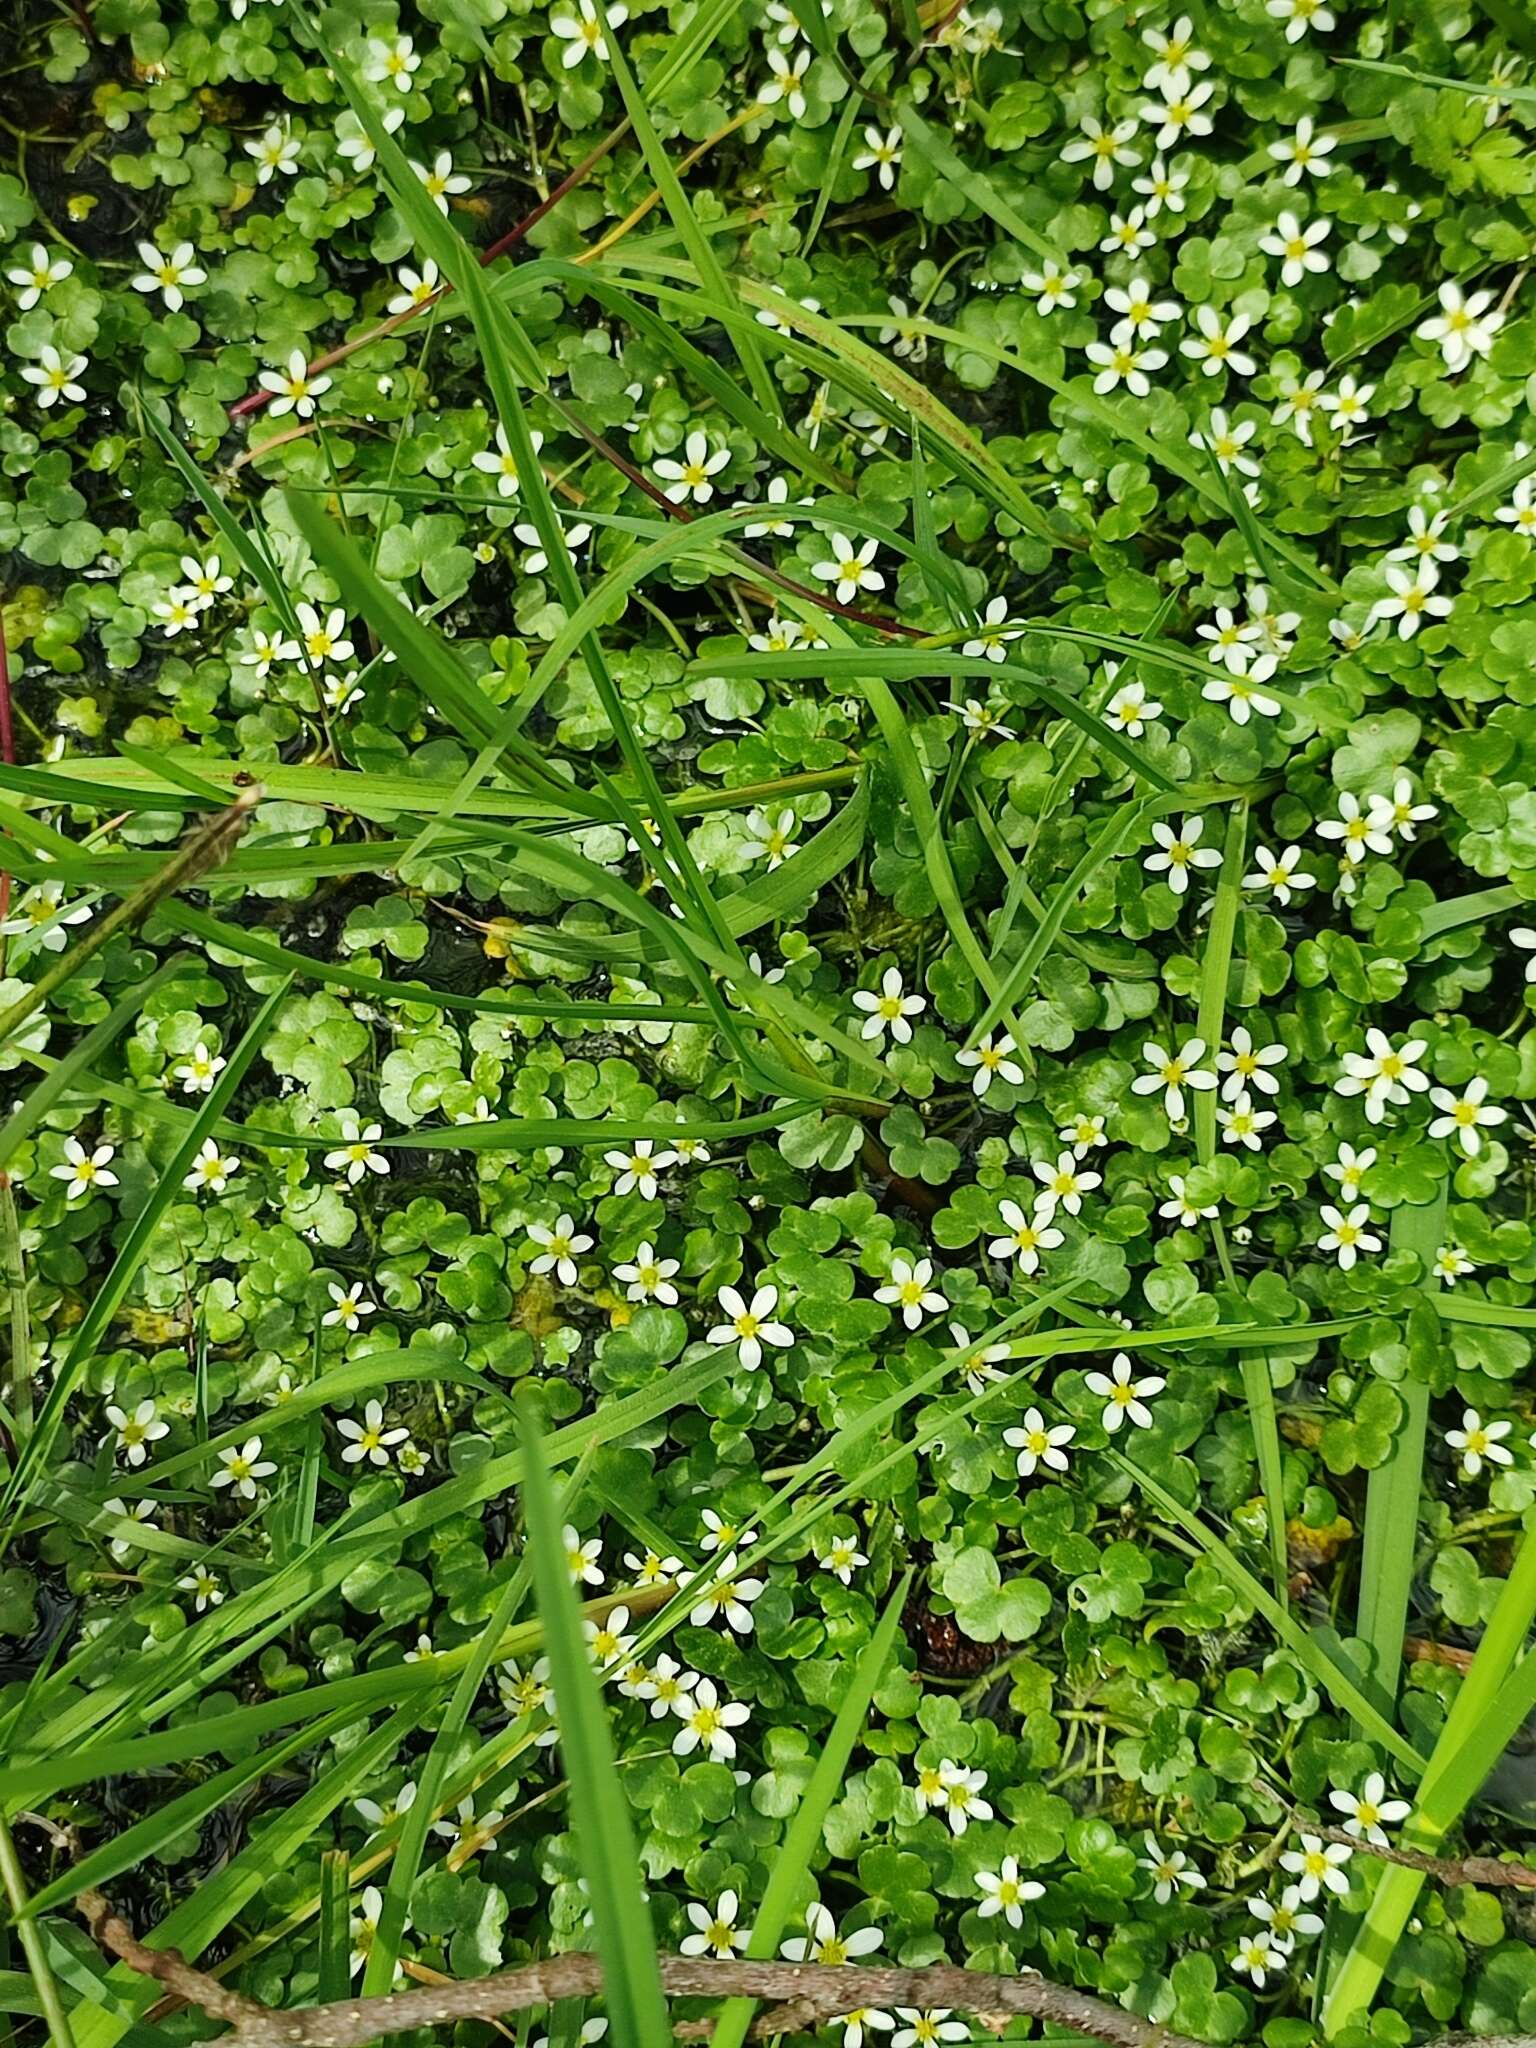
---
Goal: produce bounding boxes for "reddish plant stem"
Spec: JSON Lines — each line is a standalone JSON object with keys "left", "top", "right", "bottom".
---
{"left": 228, "top": 121, "right": 630, "bottom": 421}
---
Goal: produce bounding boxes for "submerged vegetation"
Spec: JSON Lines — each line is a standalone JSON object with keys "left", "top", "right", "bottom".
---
{"left": 2, "top": 0, "right": 1536, "bottom": 2041}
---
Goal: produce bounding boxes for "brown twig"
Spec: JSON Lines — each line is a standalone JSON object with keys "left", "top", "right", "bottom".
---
{"left": 1309, "top": 1820, "right": 1536, "bottom": 1891}
{"left": 75, "top": 1919, "right": 1201, "bottom": 2048}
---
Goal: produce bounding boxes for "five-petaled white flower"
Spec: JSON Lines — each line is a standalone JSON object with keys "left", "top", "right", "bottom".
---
{"left": 184, "top": 1138, "right": 240, "bottom": 1195}
{"left": 1428, "top": 1075, "right": 1506, "bottom": 1156}
{"left": 1329, "top": 1772, "right": 1411, "bottom": 1848}
{"left": 813, "top": 533, "right": 884, "bottom": 604}
{"left": 1369, "top": 777, "right": 1438, "bottom": 843}
{"left": 551, "top": 0, "right": 626, "bottom": 63}
{"left": 1086, "top": 335, "right": 1168, "bottom": 398}
{"left": 1005, "top": 1408, "right": 1076, "bottom": 1477}
{"left": 852, "top": 966, "right": 925, "bottom": 1044}
{"left": 605, "top": 1138, "right": 677, "bottom": 1199}
{"left": 564, "top": 1524, "right": 604, "bottom": 1585}
{"left": 614, "top": 1241, "right": 680, "bottom": 1304}
{"left": 338, "top": 1399, "right": 410, "bottom": 1467}
{"left": 52, "top": 1137, "right": 118, "bottom": 1202}
{"left": 1021, "top": 260, "right": 1081, "bottom": 314}
{"left": 1181, "top": 305, "right": 1256, "bottom": 377}
{"left": 1160, "top": 1174, "right": 1219, "bottom": 1229}
{"left": 1218, "top": 1091, "right": 1276, "bottom": 1151}
{"left": 1032, "top": 1150, "right": 1102, "bottom": 1217}
{"left": 1203, "top": 661, "right": 1282, "bottom": 725}
{"left": 1232, "top": 1932, "right": 1281, "bottom": 1988}
{"left": 413, "top": 150, "right": 472, "bottom": 212}
{"left": 892, "top": 2013, "right": 968, "bottom": 2048}
{"left": 853, "top": 124, "right": 903, "bottom": 189}
{"left": 1317, "top": 1203, "right": 1381, "bottom": 1271}
{"left": 707, "top": 1282, "right": 793, "bottom": 1369}
{"left": 1433, "top": 1243, "right": 1475, "bottom": 1285}
{"left": 1139, "top": 1833, "right": 1206, "bottom": 1903}
{"left": 324, "top": 1118, "right": 390, "bottom": 1184}
{"left": 975, "top": 1856, "right": 1045, "bottom": 1927}
{"left": 132, "top": 239, "right": 207, "bottom": 311}
{"left": 527, "top": 1213, "right": 594, "bottom": 1286}
{"left": 782, "top": 1901, "right": 884, "bottom": 1965}
{"left": 246, "top": 121, "right": 301, "bottom": 183}
{"left": 654, "top": 429, "right": 730, "bottom": 505}
{"left": 1368, "top": 563, "right": 1453, "bottom": 639}
{"left": 1260, "top": 210, "right": 1332, "bottom": 287}
{"left": 324, "top": 1280, "right": 376, "bottom": 1332}
{"left": 175, "top": 1043, "right": 226, "bottom": 1098}
{"left": 213, "top": 1436, "right": 276, "bottom": 1500}
{"left": 257, "top": 349, "right": 330, "bottom": 419}
{"left": 6, "top": 242, "right": 72, "bottom": 309}
{"left": 681, "top": 1891, "right": 751, "bottom": 1959}
{"left": 963, "top": 596, "right": 1022, "bottom": 662}
{"left": 105, "top": 1398, "right": 169, "bottom": 1467}
{"left": 1217, "top": 1026, "right": 1287, "bottom": 1101}
{"left": 1416, "top": 282, "right": 1504, "bottom": 374}
{"left": 672, "top": 1676, "right": 750, "bottom": 1759}
{"left": 875, "top": 1254, "right": 947, "bottom": 1330}
{"left": 473, "top": 424, "right": 544, "bottom": 499}
{"left": 1497, "top": 479, "right": 1536, "bottom": 538}
{"left": 987, "top": 1199, "right": 1063, "bottom": 1274}
{"left": 1106, "top": 678, "right": 1163, "bottom": 735}
{"left": 364, "top": 32, "right": 420, "bottom": 89}
{"left": 1061, "top": 116, "right": 1140, "bottom": 190}
{"left": 1279, "top": 1833, "right": 1352, "bottom": 1901}
{"left": 387, "top": 259, "right": 441, "bottom": 316}
{"left": 1244, "top": 844, "right": 1316, "bottom": 905}
{"left": 742, "top": 806, "right": 801, "bottom": 869}
{"left": 1132, "top": 1038, "right": 1216, "bottom": 1121}
{"left": 1336, "top": 1029, "right": 1429, "bottom": 1122}
{"left": 1269, "top": 116, "right": 1336, "bottom": 184}
{"left": 1446, "top": 1407, "right": 1514, "bottom": 1479}
{"left": 1318, "top": 791, "right": 1393, "bottom": 865}
{"left": 956, "top": 1032, "right": 1023, "bottom": 1097}
{"left": 818, "top": 1532, "right": 869, "bottom": 1584}
{"left": 1266, "top": 0, "right": 1336, "bottom": 41}
{"left": 1085, "top": 1352, "right": 1165, "bottom": 1431}
{"left": 22, "top": 345, "right": 88, "bottom": 408}
{"left": 760, "top": 45, "right": 812, "bottom": 119}
{"left": 1144, "top": 815, "right": 1222, "bottom": 895}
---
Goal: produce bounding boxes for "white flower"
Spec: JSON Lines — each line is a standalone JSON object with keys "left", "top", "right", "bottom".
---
{"left": 700, "top": 1508, "right": 756, "bottom": 1553}
{"left": 759, "top": 45, "right": 811, "bottom": 119}
{"left": 1232, "top": 1932, "right": 1281, "bottom": 1988}
{"left": 180, "top": 552, "right": 232, "bottom": 608}
{"left": 1368, "top": 776, "right": 1438, "bottom": 843}
{"left": 364, "top": 31, "right": 420, "bottom": 89}
{"left": 604, "top": 1137, "right": 677, "bottom": 1199}
{"left": 1279, "top": 1833, "right": 1352, "bottom": 1901}
{"left": 1250, "top": 1887, "right": 1324, "bottom": 1947}
{"left": 875, "top": 1254, "right": 947, "bottom": 1331}
{"left": 1141, "top": 15, "right": 1209, "bottom": 93}
{"left": 852, "top": 966, "right": 924, "bottom": 1044}
{"left": 963, "top": 595, "right": 1022, "bottom": 662}
{"left": 707, "top": 1283, "right": 793, "bottom": 1370}
{"left": 1272, "top": 366, "right": 1328, "bottom": 445}
{"left": 681, "top": 1891, "right": 750, "bottom": 1959}
{"left": 1329, "top": 1772, "right": 1411, "bottom": 1848}
{"left": 1320, "top": 374, "right": 1374, "bottom": 441}
{"left": 1105, "top": 678, "right": 1163, "bottom": 735}
{"left": 1181, "top": 305, "right": 1256, "bottom": 377}
{"left": 818, "top": 1533, "right": 869, "bottom": 1584}
{"left": 413, "top": 150, "right": 472, "bottom": 212}
{"left": 947, "top": 1322, "right": 1013, "bottom": 1395}
{"left": 1416, "top": 282, "right": 1504, "bottom": 374}
{"left": 335, "top": 105, "right": 404, "bottom": 174}
{"left": 473, "top": 423, "right": 544, "bottom": 499}
{"left": 104, "top": 1398, "right": 169, "bottom": 1467}
{"left": 946, "top": 697, "right": 1015, "bottom": 739}
{"left": 938, "top": 1764, "right": 992, "bottom": 1835}
{"left": 1317, "top": 1203, "right": 1381, "bottom": 1271}
{"left": 975, "top": 1856, "right": 1044, "bottom": 1927}
{"left": 742, "top": 474, "right": 809, "bottom": 537}
{"left": 241, "top": 623, "right": 301, "bottom": 675}
{"left": 387, "top": 259, "right": 441, "bottom": 316}
{"left": 514, "top": 518, "right": 591, "bottom": 574}
{"left": 132, "top": 240, "right": 206, "bottom": 312}
{"left": 1244, "top": 844, "right": 1316, "bottom": 906}
{"left": 184, "top": 1138, "right": 240, "bottom": 1195}
{"left": 178, "top": 1565, "right": 224, "bottom": 1612}
{"left": 1141, "top": 79, "right": 1215, "bottom": 151}
{"left": 1020, "top": 260, "right": 1081, "bottom": 314}
{"left": 246, "top": 120, "right": 301, "bottom": 183}
{"left": 635, "top": 1651, "right": 697, "bottom": 1721}
{"left": 1132, "top": 1037, "right": 1216, "bottom": 1121}
{"left": 956, "top": 1032, "right": 1023, "bottom": 1097}
{"left": 1269, "top": 116, "right": 1337, "bottom": 184}
{"left": 749, "top": 614, "right": 810, "bottom": 655}
{"left": 672, "top": 1677, "right": 750, "bottom": 1759}
{"left": 584, "top": 1603, "right": 636, "bottom": 1675}
{"left": 1446, "top": 1407, "right": 1514, "bottom": 1479}
{"left": 1059, "top": 1111, "right": 1108, "bottom": 1155}
{"left": 624, "top": 1546, "right": 684, "bottom": 1586}
{"left": 564, "top": 1525, "right": 604, "bottom": 1586}
{"left": 213, "top": 1436, "right": 276, "bottom": 1500}
{"left": 1193, "top": 407, "right": 1261, "bottom": 482}
{"left": 853, "top": 124, "right": 902, "bottom": 190}
{"left": 742, "top": 806, "right": 801, "bottom": 869}
{"left": 1160, "top": 1174, "right": 1218, "bottom": 1228}
{"left": 1389, "top": 505, "right": 1461, "bottom": 572}
{"left": 1102, "top": 206, "right": 1157, "bottom": 257}
{"left": 323, "top": 1280, "right": 376, "bottom": 1332}
{"left": 527, "top": 1213, "right": 594, "bottom": 1286}
{"left": 1139, "top": 1833, "right": 1206, "bottom": 1903}
{"left": 1105, "top": 275, "right": 1181, "bottom": 337}
{"left": 1085, "top": 1352, "right": 1165, "bottom": 1432}
{"left": 1428, "top": 1075, "right": 1506, "bottom": 1156}
{"left": 6, "top": 242, "right": 72, "bottom": 309}
{"left": 1144, "top": 815, "right": 1221, "bottom": 895}
{"left": 1198, "top": 607, "right": 1263, "bottom": 674}
{"left": 1203, "top": 661, "right": 1281, "bottom": 725}
{"left": 1266, "top": 0, "right": 1336, "bottom": 40}
{"left": 21, "top": 345, "right": 88, "bottom": 408}
{"left": 1085, "top": 336, "right": 1167, "bottom": 398}
{"left": 1261, "top": 211, "right": 1332, "bottom": 288}
{"left": 52, "top": 1137, "right": 118, "bottom": 1203}
{"left": 1, "top": 880, "right": 92, "bottom": 952}
{"left": 294, "top": 602, "right": 353, "bottom": 667}
{"left": 1513, "top": 926, "right": 1536, "bottom": 983}
{"left": 1497, "top": 479, "right": 1536, "bottom": 539}
{"left": 614, "top": 1241, "right": 680, "bottom": 1305}
{"left": 986, "top": 1200, "right": 1063, "bottom": 1274}
{"left": 654, "top": 429, "right": 729, "bottom": 506}
{"left": 1217, "top": 1026, "right": 1287, "bottom": 1101}
{"left": 892, "top": 2014, "right": 967, "bottom": 2048}
{"left": 338, "top": 1399, "right": 409, "bottom": 1467}
{"left": 1005, "top": 1408, "right": 1075, "bottom": 1477}
{"left": 1433, "top": 1243, "right": 1475, "bottom": 1285}
{"left": 1060, "top": 115, "right": 1140, "bottom": 189}
{"left": 102, "top": 1497, "right": 157, "bottom": 1561}
{"left": 813, "top": 533, "right": 884, "bottom": 604}
{"left": 1218, "top": 1091, "right": 1276, "bottom": 1151}
{"left": 1318, "top": 791, "right": 1393, "bottom": 865}
{"left": 782, "top": 1902, "right": 884, "bottom": 1965}
{"left": 324, "top": 1118, "right": 389, "bottom": 1184}
{"left": 1132, "top": 156, "right": 1189, "bottom": 217}
{"left": 1336, "top": 1029, "right": 1429, "bottom": 1122}
{"left": 257, "top": 349, "right": 330, "bottom": 420}
{"left": 1032, "top": 1150, "right": 1101, "bottom": 1217}
{"left": 551, "top": 0, "right": 627, "bottom": 63}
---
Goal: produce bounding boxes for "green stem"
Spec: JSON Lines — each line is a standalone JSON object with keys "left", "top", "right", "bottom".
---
{"left": 0, "top": 1180, "right": 29, "bottom": 1443}
{"left": 0, "top": 1815, "right": 75, "bottom": 2048}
